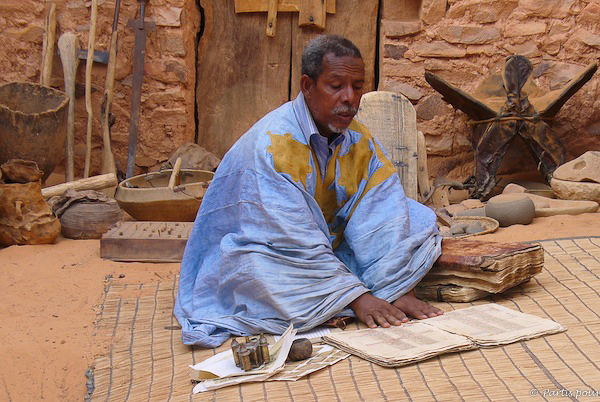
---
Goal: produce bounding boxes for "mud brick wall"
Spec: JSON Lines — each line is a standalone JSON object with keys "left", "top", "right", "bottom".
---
{"left": 0, "top": 0, "right": 199, "bottom": 177}
{"left": 380, "top": 0, "right": 600, "bottom": 182}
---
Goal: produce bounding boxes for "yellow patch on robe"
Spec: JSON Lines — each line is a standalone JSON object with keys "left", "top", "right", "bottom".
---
{"left": 266, "top": 125, "right": 396, "bottom": 249}
{"left": 267, "top": 132, "right": 313, "bottom": 189}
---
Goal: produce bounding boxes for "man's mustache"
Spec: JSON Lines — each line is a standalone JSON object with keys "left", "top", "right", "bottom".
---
{"left": 332, "top": 106, "right": 358, "bottom": 115}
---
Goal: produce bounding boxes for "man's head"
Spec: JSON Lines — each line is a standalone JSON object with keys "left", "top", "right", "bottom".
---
{"left": 301, "top": 35, "right": 365, "bottom": 138}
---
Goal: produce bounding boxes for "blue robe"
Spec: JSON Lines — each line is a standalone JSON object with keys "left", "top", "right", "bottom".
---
{"left": 175, "top": 93, "right": 442, "bottom": 347}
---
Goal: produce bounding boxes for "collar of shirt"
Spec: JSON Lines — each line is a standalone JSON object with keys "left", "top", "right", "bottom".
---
{"left": 292, "top": 93, "right": 347, "bottom": 179}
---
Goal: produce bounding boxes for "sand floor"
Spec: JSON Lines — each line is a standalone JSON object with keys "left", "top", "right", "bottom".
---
{"left": 0, "top": 212, "right": 599, "bottom": 401}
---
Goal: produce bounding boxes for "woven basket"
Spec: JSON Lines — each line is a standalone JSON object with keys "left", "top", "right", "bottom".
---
{"left": 450, "top": 215, "right": 499, "bottom": 239}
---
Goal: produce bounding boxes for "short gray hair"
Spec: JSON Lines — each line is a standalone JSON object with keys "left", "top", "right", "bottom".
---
{"left": 301, "top": 35, "right": 362, "bottom": 81}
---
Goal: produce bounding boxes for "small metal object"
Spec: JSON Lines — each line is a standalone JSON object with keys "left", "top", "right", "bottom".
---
{"left": 230, "top": 334, "right": 271, "bottom": 371}
{"left": 231, "top": 338, "right": 240, "bottom": 366}
{"left": 259, "top": 334, "right": 270, "bottom": 364}
{"left": 238, "top": 344, "right": 252, "bottom": 371}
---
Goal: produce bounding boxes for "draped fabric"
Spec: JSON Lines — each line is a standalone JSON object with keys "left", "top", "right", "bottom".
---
{"left": 175, "top": 93, "right": 442, "bottom": 347}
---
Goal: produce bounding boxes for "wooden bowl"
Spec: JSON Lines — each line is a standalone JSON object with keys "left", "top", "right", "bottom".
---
{"left": 114, "top": 168, "right": 213, "bottom": 222}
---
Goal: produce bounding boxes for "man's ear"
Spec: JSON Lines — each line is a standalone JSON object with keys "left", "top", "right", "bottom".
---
{"left": 300, "top": 74, "right": 315, "bottom": 98}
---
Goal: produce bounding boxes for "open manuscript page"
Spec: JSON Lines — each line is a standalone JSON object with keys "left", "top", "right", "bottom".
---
{"left": 323, "top": 304, "right": 565, "bottom": 367}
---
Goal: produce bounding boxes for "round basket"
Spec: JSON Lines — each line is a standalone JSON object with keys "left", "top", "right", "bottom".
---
{"left": 450, "top": 215, "right": 499, "bottom": 239}
{"left": 60, "top": 200, "right": 122, "bottom": 239}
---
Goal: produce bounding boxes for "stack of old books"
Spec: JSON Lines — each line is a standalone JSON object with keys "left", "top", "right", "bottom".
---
{"left": 415, "top": 238, "right": 544, "bottom": 302}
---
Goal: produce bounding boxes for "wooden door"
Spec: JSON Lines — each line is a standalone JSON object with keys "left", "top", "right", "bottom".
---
{"left": 196, "top": 0, "right": 379, "bottom": 158}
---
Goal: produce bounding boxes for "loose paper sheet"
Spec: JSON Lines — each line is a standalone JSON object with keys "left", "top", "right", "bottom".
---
{"left": 191, "top": 324, "right": 296, "bottom": 392}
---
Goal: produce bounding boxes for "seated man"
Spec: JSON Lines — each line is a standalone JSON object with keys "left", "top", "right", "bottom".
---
{"left": 175, "top": 34, "right": 443, "bottom": 348}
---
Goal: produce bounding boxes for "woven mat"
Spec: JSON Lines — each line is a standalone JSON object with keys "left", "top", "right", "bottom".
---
{"left": 89, "top": 237, "right": 600, "bottom": 401}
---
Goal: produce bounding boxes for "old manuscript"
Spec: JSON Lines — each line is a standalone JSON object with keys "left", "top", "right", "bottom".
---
{"left": 323, "top": 304, "right": 566, "bottom": 367}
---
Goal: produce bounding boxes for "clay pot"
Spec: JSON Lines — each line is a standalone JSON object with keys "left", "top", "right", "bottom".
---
{"left": 0, "top": 82, "right": 69, "bottom": 182}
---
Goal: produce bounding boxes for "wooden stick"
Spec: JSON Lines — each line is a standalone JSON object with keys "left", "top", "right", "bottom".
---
{"left": 58, "top": 32, "right": 80, "bottom": 183}
{"left": 40, "top": 3, "right": 57, "bottom": 86}
{"left": 84, "top": 0, "right": 98, "bottom": 178}
{"left": 167, "top": 157, "right": 182, "bottom": 189}
{"left": 42, "top": 173, "right": 117, "bottom": 198}
{"left": 417, "top": 130, "right": 431, "bottom": 202}
{"left": 100, "top": 0, "right": 121, "bottom": 175}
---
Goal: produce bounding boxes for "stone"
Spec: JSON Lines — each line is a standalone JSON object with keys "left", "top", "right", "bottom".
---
{"left": 145, "top": 59, "right": 186, "bottom": 83}
{"left": 160, "top": 31, "right": 186, "bottom": 57}
{"left": 382, "top": 20, "right": 421, "bottom": 38}
{"left": 579, "top": 3, "right": 600, "bottom": 24}
{"left": 383, "top": 60, "right": 423, "bottom": 78}
{"left": 485, "top": 195, "right": 536, "bottom": 227}
{"left": 518, "top": 0, "right": 575, "bottom": 18}
{"left": 536, "top": 62, "right": 592, "bottom": 90}
{"left": 455, "top": 207, "right": 486, "bottom": 217}
{"left": 416, "top": 94, "right": 451, "bottom": 120}
{"left": 422, "top": 0, "right": 447, "bottom": 25}
{"left": 551, "top": 178, "right": 600, "bottom": 204}
{"left": 447, "top": 0, "right": 518, "bottom": 23}
{"left": 553, "top": 151, "right": 600, "bottom": 183}
{"left": 490, "top": 192, "right": 599, "bottom": 217}
{"left": 167, "top": 142, "right": 220, "bottom": 172}
{"left": 541, "top": 36, "right": 564, "bottom": 56}
{"left": 465, "top": 221, "right": 485, "bottom": 234}
{"left": 466, "top": 45, "right": 496, "bottom": 56}
{"left": 549, "top": 21, "right": 571, "bottom": 36}
{"left": 503, "top": 182, "right": 555, "bottom": 199}
{"left": 438, "top": 26, "right": 500, "bottom": 45}
{"left": 379, "top": 80, "right": 423, "bottom": 101}
{"left": 439, "top": 226, "right": 453, "bottom": 237}
{"left": 574, "top": 29, "right": 600, "bottom": 48}
{"left": 425, "top": 134, "right": 453, "bottom": 156}
{"left": 153, "top": 7, "right": 182, "bottom": 27}
{"left": 5, "top": 25, "right": 44, "bottom": 43}
{"left": 503, "top": 43, "right": 541, "bottom": 58}
{"left": 383, "top": 44, "right": 408, "bottom": 60}
{"left": 461, "top": 199, "right": 485, "bottom": 209}
{"left": 450, "top": 222, "right": 469, "bottom": 234}
{"left": 503, "top": 22, "right": 546, "bottom": 37}
{"left": 412, "top": 42, "right": 467, "bottom": 58}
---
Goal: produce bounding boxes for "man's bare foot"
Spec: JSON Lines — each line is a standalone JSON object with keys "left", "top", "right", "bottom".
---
{"left": 392, "top": 289, "right": 444, "bottom": 320}
{"left": 349, "top": 292, "right": 408, "bottom": 328}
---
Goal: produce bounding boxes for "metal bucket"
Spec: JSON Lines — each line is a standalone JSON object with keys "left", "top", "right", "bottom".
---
{"left": 0, "top": 82, "right": 69, "bottom": 182}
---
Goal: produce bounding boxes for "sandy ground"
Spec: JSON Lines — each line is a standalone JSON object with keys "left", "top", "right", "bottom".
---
{"left": 1, "top": 211, "right": 599, "bottom": 401}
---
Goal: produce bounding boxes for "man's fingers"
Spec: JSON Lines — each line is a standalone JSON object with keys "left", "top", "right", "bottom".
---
{"left": 362, "top": 314, "right": 377, "bottom": 328}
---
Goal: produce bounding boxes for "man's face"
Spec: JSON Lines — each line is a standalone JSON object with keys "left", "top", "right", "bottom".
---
{"left": 301, "top": 53, "right": 365, "bottom": 138}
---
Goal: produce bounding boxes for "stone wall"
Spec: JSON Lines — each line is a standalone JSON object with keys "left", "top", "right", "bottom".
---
{"left": 1, "top": 0, "right": 599, "bottom": 183}
{"left": 0, "top": 0, "right": 199, "bottom": 177}
{"left": 380, "top": 0, "right": 600, "bottom": 183}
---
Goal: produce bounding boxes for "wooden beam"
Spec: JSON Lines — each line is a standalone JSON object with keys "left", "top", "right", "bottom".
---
{"left": 266, "top": 0, "right": 278, "bottom": 36}
{"left": 234, "top": 0, "right": 335, "bottom": 14}
{"left": 298, "top": 0, "right": 326, "bottom": 29}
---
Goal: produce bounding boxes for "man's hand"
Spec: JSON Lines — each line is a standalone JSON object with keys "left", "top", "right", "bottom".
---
{"left": 349, "top": 293, "right": 408, "bottom": 328}
{"left": 392, "top": 289, "right": 444, "bottom": 320}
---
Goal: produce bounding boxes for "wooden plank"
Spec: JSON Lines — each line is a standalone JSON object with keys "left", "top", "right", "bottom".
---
{"left": 196, "top": 1, "right": 292, "bottom": 158}
{"left": 290, "top": 0, "right": 378, "bottom": 97}
{"left": 234, "top": 0, "right": 335, "bottom": 14}
{"left": 298, "top": 0, "right": 327, "bottom": 28}
{"left": 355, "top": 91, "right": 419, "bottom": 200}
